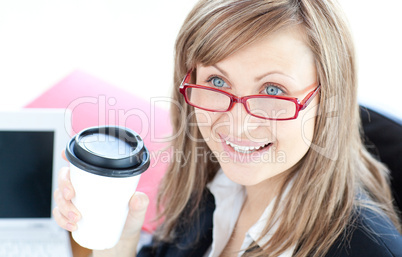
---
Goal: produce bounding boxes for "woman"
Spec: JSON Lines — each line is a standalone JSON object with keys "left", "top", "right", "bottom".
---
{"left": 54, "top": 0, "right": 402, "bottom": 256}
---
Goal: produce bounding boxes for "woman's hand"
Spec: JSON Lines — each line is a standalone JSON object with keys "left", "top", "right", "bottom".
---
{"left": 53, "top": 166, "right": 81, "bottom": 232}
{"left": 53, "top": 152, "right": 150, "bottom": 257}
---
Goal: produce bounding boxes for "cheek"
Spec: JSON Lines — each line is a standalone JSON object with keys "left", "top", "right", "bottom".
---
{"left": 276, "top": 103, "right": 317, "bottom": 161}
{"left": 194, "top": 109, "right": 219, "bottom": 144}
{"left": 301, "top": 99, "right": 319, "bottom": 145}
{"left": 195, "top": 109, "right": 234, "bottom": 153}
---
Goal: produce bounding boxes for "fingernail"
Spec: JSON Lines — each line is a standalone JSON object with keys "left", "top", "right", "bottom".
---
{"left": 68, "top": 211, "right": 77, "bottom": 222}
{"left": 136, "top": 194, "right": 148, "bottom": 209}
{"left": 66, "top": 223, "right": 76, "bottom": 231}
{"left": 63, "top": 188, "right": 70, "bottom": 198}
{"left": 135, "top": 197, "right": 143, "bottom": 209}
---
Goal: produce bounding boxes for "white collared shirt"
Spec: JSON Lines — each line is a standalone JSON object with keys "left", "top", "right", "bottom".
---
{"left": 204, "top": 169, "right": 294, "bottom": 257}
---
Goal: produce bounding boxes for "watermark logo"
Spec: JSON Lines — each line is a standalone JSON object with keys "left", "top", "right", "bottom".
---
{"left": 62, "top": 94, "right": 339, "bottom": 162}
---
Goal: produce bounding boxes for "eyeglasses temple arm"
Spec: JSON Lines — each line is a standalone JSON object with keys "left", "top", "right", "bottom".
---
{"left": 180, "top": 69, "right": 193, "bottom": 89}
{"left": 300, "top": 85, "right": 321, "bottom": 110}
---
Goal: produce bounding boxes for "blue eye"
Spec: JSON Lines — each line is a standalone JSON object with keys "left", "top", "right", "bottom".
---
{"left": 265, "top": 85, "right": 284, "bottom": 95}
{"left": 210, "top": 77, "right": 227, "bottom": 88}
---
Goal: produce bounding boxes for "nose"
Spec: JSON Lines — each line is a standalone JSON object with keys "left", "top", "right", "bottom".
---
{"left": 227, "top": 101, "right": 263, "bottom": 138}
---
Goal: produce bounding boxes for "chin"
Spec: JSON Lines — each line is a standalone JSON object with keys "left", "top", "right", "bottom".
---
{"left": 219, "top": 161, "right": 288, "bottom": 186}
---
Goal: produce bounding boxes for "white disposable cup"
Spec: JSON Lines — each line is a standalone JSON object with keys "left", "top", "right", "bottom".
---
{"left": 70, "top": 164, "right": 141, "bottom": 250}
{"left": 65, "top": 126, "right": 149, "bottom": 250}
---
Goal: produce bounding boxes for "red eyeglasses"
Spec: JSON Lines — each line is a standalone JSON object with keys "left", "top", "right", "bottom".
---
{"left": 179, "top": 70, "right": 321, "bottom": 121}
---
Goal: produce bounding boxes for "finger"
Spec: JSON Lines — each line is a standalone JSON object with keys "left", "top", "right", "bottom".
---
{"left": 129, "top": 192, "right": 149, "bottom": 218}
{"left": 122, "top": 192, "right": 149, "bottom": 236}
{"left": 57, "top": 167, "right": 75, "bottom": 200}
{"left": 53, "top": 206, "right": 77, "bottom": 232}
{"left": 61, "top": 149, "right": 68, "bottom": 162}
{"left": 53, "top": 187, "right": 81, "bottom": 223}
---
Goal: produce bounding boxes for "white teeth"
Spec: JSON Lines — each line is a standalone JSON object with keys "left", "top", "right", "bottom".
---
{"left": 225, "top": 140, "right": 270, "bottom": 153}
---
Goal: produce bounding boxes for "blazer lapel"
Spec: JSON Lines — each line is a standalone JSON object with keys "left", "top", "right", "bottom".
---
{"left": 139, "top": 189, "right": 216, "bottom": 257}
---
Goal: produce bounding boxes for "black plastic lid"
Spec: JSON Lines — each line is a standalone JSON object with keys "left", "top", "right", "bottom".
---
{"left": 65, "top": 126, "right": 150, "bottom": 177}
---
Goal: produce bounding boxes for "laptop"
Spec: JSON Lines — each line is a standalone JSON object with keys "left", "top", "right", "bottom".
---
{"left": 0, "top": 109, "right": 73, "bottom": 257}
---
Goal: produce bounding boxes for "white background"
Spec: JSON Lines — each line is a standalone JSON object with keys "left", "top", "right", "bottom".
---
{"left": 0, "top": 0, "right": 401, "bottom": 119}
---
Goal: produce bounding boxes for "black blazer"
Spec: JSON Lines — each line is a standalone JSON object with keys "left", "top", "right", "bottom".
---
{"left": 138, "top": 190, "right": 402, "bottom": 257}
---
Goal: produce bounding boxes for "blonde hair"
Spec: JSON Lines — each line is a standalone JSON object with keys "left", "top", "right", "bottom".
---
{"left": 156, "top": 0, "right": 401, "bottom": 256}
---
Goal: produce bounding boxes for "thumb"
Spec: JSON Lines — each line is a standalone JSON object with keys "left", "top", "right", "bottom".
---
{"left": 129, "top": 192, "right": 149, "bottom": 217}
{"left": 122, "top": 192, "right": 149, "bottom": 237}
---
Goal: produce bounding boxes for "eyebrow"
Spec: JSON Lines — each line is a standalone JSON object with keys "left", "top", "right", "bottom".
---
{"left": 212, "top": 64, "right": 229, "bottom": 78}
{"left": 212, "top": 64, "right": 295, "bottom": 83}
{"left": 255, "top": 71, "right": 296, "bottom": 83}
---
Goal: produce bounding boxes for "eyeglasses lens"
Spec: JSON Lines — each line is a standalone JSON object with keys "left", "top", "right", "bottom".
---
{"left": 186, "top": 87, "right": 231, "bottom": 111}
{"left": 246, "top": 98, "right": 296, "bottom": 119}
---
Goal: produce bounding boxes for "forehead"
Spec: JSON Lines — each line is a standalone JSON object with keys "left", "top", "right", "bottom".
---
{"left": 224, "top": 27, "right": 311, "bottom": 63}
{"left": 198, "top": 27, "right": 317, "bottom": 89}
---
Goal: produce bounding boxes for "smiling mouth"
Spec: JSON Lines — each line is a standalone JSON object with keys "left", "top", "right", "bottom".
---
{"left": 224, "top": 140, "right": 272, "bottom": 154}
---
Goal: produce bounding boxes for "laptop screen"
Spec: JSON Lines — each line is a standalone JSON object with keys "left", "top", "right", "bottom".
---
{"left": 0, "top": 131, "right": 54, "bottom": 218}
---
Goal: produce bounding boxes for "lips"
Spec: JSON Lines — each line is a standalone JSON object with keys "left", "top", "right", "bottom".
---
{"left": 217, "top": 134, "right": 273, "bottom": 163}
{"left": 224, "top": 140, "right": 272, "bottom": 154}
